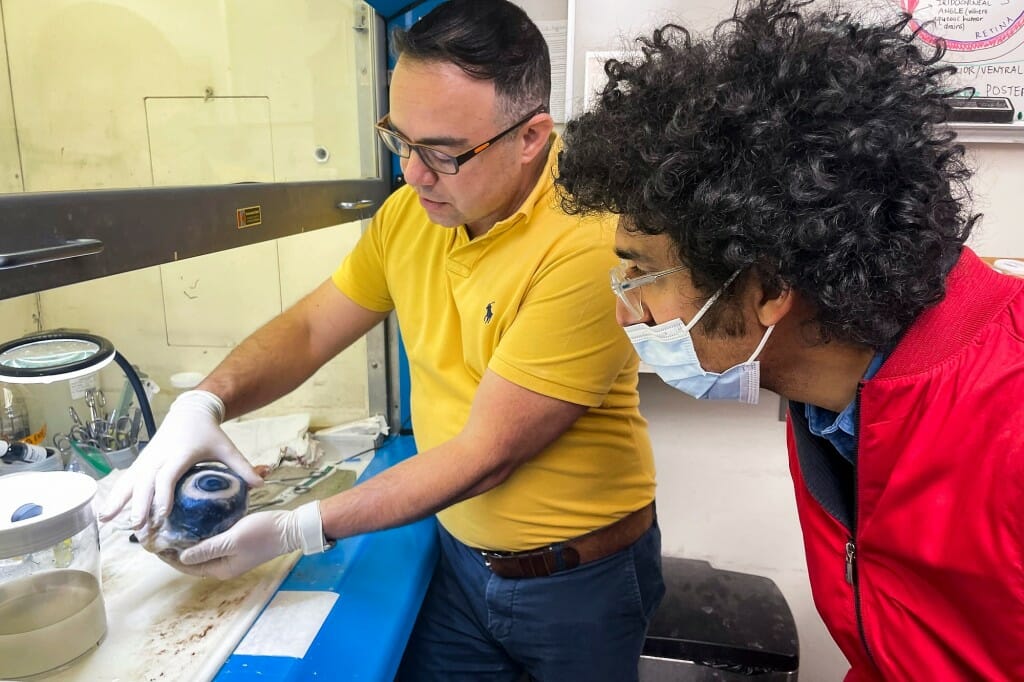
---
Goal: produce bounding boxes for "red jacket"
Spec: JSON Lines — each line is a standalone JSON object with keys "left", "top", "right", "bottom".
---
{"left": 787, "top": 248, "right": 1024, "bottom": 680}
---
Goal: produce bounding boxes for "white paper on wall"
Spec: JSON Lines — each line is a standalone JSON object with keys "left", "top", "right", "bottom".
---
{"left": 537, "top": 20, "right": 569, "bottom": 123}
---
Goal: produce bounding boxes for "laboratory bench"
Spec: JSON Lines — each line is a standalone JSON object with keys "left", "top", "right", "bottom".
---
{"left": 41, "top": 434, "right": 436, "bottom": 682}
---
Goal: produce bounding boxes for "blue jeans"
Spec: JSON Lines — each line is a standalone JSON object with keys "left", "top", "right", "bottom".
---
{"left": 397, "top": 517, "right": 665, "bottom": 682}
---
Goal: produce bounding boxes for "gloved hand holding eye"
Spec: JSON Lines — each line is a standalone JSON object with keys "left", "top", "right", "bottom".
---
{"left": 99, "top": 389, "right": 264, "bottom": 529}
{"left": 166, "top": 501, "right": 331, "bottom": 580}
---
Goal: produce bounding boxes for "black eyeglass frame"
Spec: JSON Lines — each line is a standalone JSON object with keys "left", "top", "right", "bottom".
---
{"left": 375, "top": 105, "right": 548, "bottom": 175}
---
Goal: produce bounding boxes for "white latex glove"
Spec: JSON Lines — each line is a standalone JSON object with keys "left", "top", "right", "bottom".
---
{"left": 98, "top": 389, "right": 263, "bottom": 529}
{"left": 172, "top": 501, "right": 331, "bottom": 580}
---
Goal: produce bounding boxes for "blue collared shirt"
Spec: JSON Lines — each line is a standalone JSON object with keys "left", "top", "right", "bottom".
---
{"left": 804, "top": 353, "right": 885, "bottom": 463}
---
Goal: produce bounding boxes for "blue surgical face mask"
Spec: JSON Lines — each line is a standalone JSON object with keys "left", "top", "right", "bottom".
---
{"left": 624, "top": 275, "right": 774, "bottom": 404}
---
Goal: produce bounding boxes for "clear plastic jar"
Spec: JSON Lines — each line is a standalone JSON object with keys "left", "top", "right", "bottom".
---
{"left": 0, "top": 471, "right": 106, "bottom": 679}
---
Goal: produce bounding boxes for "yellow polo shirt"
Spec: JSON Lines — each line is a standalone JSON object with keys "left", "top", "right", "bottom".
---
{"left": 333, "top": 140, "right": 654, "bottom": 551}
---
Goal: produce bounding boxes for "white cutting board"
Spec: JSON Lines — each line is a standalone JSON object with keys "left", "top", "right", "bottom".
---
{"left": 42, "top": 471, "right": 300, "bottom": 682}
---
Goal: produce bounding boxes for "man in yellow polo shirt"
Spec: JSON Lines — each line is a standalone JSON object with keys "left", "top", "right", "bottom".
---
{"left": 101, "top": 1, "right": 662, "bottom": 679}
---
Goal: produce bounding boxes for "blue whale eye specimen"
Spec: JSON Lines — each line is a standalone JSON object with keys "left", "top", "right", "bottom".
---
{"left": 137, "top": 463, "right": 249, "bottom": 559}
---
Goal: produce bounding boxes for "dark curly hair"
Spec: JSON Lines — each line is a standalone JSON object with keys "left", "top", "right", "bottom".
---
{"left": 392, "top": 0, "right": 550, "bottom": 121}
{"left": 556, "top": 0, "right": 977, "bottom": 349}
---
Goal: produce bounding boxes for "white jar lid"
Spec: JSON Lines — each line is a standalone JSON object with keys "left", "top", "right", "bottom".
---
{"left": 0, "top": 471, "right": 97, "bottom": 559}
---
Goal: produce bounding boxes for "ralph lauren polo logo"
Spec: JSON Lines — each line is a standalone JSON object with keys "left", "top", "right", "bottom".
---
{"left": 484, "top": 302, "right": 495, "bottom": 324}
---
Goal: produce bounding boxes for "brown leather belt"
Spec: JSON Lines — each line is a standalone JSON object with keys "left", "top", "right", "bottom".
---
{"left": 477, "top": 502, "right": 654, "bottom": 579}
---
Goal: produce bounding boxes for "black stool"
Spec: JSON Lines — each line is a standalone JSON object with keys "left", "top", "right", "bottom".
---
{"left": 639, "top": 556, "right": 799, "bottom": 680}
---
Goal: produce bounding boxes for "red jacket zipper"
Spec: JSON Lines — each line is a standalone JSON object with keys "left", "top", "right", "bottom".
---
{"left": 850, "top": 383, "right": 880, "bottom": 672}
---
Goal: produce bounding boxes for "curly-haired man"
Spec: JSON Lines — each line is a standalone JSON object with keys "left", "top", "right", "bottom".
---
{"left": 557, "top": 0, "right": 1024, "bottom": 679}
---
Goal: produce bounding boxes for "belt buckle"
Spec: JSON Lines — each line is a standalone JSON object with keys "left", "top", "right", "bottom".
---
{"left": 480, "top": 549, "right": 509, "bottom": 569}
{"left": 480, "top": 546, "right": 555, "bottom": 576}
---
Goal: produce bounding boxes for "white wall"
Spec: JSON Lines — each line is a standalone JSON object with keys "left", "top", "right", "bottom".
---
{"left": 513, "top": 0, "right": 565, "bottom": 21}
{"left": 555, "top": 2, "right": 1024, "bottom": 680}
{"left": 963, "top": 143, "right": 1024, "bottom": 256}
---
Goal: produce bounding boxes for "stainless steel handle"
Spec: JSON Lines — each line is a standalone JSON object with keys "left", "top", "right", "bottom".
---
{"left": 0, "top": 238, "right": 104, "bottom": 270}
{"left": 337, "top": 199, "right": 376, "bottom": 210}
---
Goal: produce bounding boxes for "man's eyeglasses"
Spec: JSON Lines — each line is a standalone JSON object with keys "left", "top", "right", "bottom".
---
{"left": 610, "top": 262, "right": 687, "bottom": 319}
{"left": 375, "top": 105, "right": 547, "bottom": 176}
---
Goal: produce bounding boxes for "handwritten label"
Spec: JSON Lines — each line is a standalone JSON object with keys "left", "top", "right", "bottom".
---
{"left": 68, "top": 373, "right": 98, "bottom": 400}
{"left": 904, "top": 0, "right": 1024, "bottom": 51}
{"left": 898, "top": 0, "right": 1024, "bottom": 123}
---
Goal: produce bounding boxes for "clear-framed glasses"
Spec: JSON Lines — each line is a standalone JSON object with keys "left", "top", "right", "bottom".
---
{"left": 609, "top": 261, "right": 687, "bottom": 319}
{"left": 374, "top": 105, "right": 547, "bottom": 176}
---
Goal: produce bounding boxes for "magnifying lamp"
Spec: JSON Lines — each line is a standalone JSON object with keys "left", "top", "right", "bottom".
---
{"left": 0, "top": 330, "right": 157, "bottom": 439}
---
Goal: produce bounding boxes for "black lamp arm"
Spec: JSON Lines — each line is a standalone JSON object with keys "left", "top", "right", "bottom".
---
{"left": 112, "top": 351, "right": 157, "bottom": 441}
